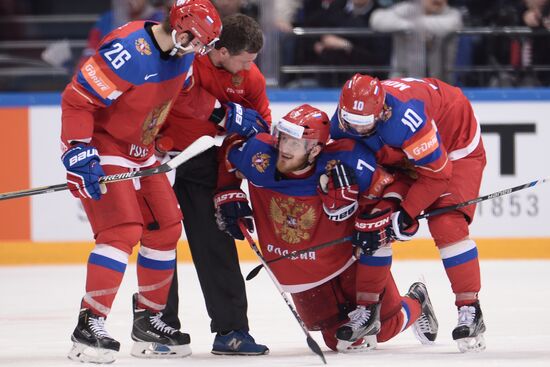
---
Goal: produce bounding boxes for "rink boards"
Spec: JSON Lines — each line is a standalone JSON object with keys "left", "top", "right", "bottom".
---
{"left": 1, "top": 89, "right": 550, "bottom": 264}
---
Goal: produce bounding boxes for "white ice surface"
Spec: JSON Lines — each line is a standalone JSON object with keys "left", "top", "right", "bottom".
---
{"left": 1, "top": 260, "right": 549, "bottom": 366}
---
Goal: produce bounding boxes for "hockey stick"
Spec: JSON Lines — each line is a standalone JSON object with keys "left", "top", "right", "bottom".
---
{"left": 238, "top": 221, "right": 327, "bottom": 365}
{"left": 0, "top": 136, "right": 216, "bottom": 201}
{"left": 245, "top": 235, "right": 352, "bottom": 281}
{"left": 246, "top": 176, "right": 549, "bottom": 280}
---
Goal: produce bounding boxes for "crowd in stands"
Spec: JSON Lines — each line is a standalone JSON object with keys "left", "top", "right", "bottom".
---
{"left": 2, "top": 0, "right": 550, "bottom": 89}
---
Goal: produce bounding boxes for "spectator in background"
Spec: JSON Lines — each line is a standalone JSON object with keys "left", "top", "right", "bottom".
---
{"left": 516, "top": 0, "right": 550, "bottom": 85}
{"left": 78, "top": 0, "right": 168, "bottom": 67}
{"left": 212, "top": 0, "right": 258, "bottom": 19}
{"left": 298, "top": 0, "right": 392, "bottom": 87}
{"left": 0, "top": 0, "right": 25, "bottom": 41}
{"left": 370, "top": 0, "right": 463, "bottom": 82}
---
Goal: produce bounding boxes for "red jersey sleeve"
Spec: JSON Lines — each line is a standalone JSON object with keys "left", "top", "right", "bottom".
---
{"left": 245, "top": 64, "right": 272, "bottom": 124}
{"left": 61, "top": 51, "right": 132, "bottom": 149}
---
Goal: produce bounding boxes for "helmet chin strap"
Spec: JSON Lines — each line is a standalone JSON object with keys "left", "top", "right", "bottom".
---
{"left": 170, "top": 30, "right": 195, "bottom": 56}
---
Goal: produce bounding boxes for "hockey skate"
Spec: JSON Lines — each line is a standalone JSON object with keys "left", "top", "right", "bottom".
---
{"left": 406, "top": 282, "right": 439, "bottom": 344}
{"left": 67, "top": 308, "right": 120, "bottom": 364}
{"left": 335, "top": 303, "right": 381, "bottom": 352}
{"left": 452, "top": 301, "right": 486, "bottom": 353}
{"left": 131, "top": 293, "right": 192, "bottom": 358}
{"left": 212, "top": 329, "right": 269, "bottom": 355}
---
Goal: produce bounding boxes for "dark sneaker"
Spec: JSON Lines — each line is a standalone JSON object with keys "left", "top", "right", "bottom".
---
{"left": 67, "top": 308, "right": 120, "bottom": 364}
{"left": 452, "top": 301, "right": 486, "bottom": 353}
{"left": 212, "top": 330, "right": 269, "bottom": 355}
{"left": 407, "top": 282, "right": 439, "bottom": 344}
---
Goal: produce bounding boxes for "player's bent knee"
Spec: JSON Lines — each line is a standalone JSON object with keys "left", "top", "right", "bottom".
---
{"left": 96, "top": 223, "right": 143, "bottom": 253}
{"left": 428, "top": 211, "right": 470, "bottom": 247}
{"left": 142, "top": 221, "right": 182, "bottom": 251}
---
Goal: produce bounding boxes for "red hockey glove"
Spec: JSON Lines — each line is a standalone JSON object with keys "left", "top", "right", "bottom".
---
{"left": 62, "top": 144, "right": 105, "bottom": 200}
{"left": 213, "top": 187, "right": 254, "bottom": 240}
{"left": 318, "top": 162, "right": 359, "bottom": 221}
{"left": 390, "top": 207, "right": 419, "bottom": 241}
{"left": 352, "top": 208, "right": 393, "bottom": 256}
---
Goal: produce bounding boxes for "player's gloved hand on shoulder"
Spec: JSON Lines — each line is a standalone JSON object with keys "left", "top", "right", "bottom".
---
{"left": 62, "top": 144, "right": 105, "bottom": 200}
{"left": 213, "top": 187, "right": 254, "bottom": 240}
{"left": 352, "top": 208, "right": 393, "bottom": 256}
{"left": 317, "top": 162, "right": 359, "bottom": 221}
{"left": 223, "top": 102, "right": 269, "bottom": 138}
{"left": 390, "top": 207, "right": 419, "bottom": 241}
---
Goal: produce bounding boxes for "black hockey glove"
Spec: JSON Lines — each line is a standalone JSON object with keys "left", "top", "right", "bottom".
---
{"left": 390, "top": 207, "right": 419, "bottom": 241}
{"left": 213, "top": 187, "right": 254, "bottom": 240}
{"left": 352, "top": 208, "right": 393, "bottom": 256}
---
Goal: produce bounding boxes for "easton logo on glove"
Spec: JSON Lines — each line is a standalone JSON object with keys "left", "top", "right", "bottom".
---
{"left": 355, "top": 215, "right": 391, "bottom": 230}
{"left": 213, "top": 191, "right": 247, "bottom": 205}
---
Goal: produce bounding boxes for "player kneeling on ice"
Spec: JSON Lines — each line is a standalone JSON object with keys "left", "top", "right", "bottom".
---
{"left": 213, "top": 104, "right": 438, "bottom": 352}
{"left": 61, "top": 0, "right": 222, "bottom": 363}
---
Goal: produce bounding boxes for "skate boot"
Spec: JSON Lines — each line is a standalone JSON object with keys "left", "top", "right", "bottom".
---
{"left": 335, "top": 303, "right": 380, "bottom": 352}
{"left": 212, "top": 330, "right": 269, "bottom": 355}
{"left": 67, "top": 308, "right": 120, "bottom": 364}
{"left": 452, "top": 301, "right": 486, "bottom": 352}
{"left": 406, "top": 282, "right": 438, "bottom": 344}
{"left": 131, "top": 293, "right": 192, "bottom": 358}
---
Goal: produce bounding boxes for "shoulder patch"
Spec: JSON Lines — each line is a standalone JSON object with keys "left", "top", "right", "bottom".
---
{"left": 80, "top": 58, "right": 121, "bottom": 100}
{"left": 252, "top": 152, "right": 270, "bottom": 173}
{"left": 402, "top": 127, "right": 439, "bottom": 160}
{"left": 135, "top": 37, "right": 152, "bottom": 55}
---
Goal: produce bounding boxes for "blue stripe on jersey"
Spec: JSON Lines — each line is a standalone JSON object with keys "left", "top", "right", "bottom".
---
{"left": 137, "top": 253, "right": 176, "bottom": 270}
{"left": 88, "top": 253, "right": 127, "bottom": 273}
{"left": 358, "top": 254, "right": 392, "bottom": 267}
{"left": 76, "top": 71, "right": 114, "bottom": 107}
{"left": 98, "top": 28, "right": 194, "bottom": 86}
{"left": 442, "top": 247, "right": 478, "bottom": 269}
{"left": 229, "top": 134, "right": 376, "bottom": 197}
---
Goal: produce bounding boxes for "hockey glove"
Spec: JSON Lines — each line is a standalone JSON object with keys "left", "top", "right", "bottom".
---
{"left": 224, "top": 102, "right": 269, "bottom": 138}
{"left": 390, "top": 207, "right": 419, "bottom": 241}
{"left": 62, "top": 144, "right": 105, "bottom": 200}
{"left": 318, "top": 162, "right": 359, "bottom": 221}
{"left": 352, "top": 208, "right": 393, "bottom": 256}
{"left": 213, "top": 187, "right": 254, "bottom": 240}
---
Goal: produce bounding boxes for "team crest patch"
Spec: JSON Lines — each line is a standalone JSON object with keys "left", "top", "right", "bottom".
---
{"left": 232, "top": 74, "right": 243, "bottom": 86}
{"left": 141, "top": 100, "right": 173, "bottom": 145}
{"left": 252, "top": 152, "right": 270, "bottom": 173}
{"left": 269, "top": 197, "right": 317, "bottom": 244}
{"left": 135, "top": 38, "right": 152, "bottom": 55}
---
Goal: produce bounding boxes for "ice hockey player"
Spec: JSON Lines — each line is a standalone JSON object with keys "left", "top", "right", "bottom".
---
{"left": 60, "top": 0, "right": 221, "bottom": 363}
{"left": 213, "top": 104, "right": 439, "bottom": 352}
{"left": 332, "top": 74, "right": 487, "bottom": 352}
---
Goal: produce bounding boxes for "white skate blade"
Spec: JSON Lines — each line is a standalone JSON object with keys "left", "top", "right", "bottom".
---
{"left": 412, "top": 324, "right": 436, "bottom": 345}
{"left": 67, "top": 341, "right": 117, "bottom": 364}
{"left": 336, "top": 335, "right": 377, "bottom": 353}
{"left": 456, "top": 334, "right": 486, "bottom": 353}
{"left": 131, "top": 341, "right": 192, "bottom": 359}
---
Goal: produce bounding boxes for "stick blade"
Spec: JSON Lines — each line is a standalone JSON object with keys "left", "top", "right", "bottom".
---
{"left": 167, "top": 136, "right": 215, "bottom": 169}
{"left": 245, "top": 264, "right": 263, "bottom": 281}
{"left": 306, "top": 336, "right": 327, "bottom": 364}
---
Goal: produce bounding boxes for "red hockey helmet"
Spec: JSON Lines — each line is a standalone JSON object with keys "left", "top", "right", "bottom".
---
{"left": 338, "top": 73, "right": 385, "bottom": 136}
{"left": 169, "top": 0, "right": 222, "bottom": 56}
{"left": 273, "top": 104, "right": 330, "bottom": 147}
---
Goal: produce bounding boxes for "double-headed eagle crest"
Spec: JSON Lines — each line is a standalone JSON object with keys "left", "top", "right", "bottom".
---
{"left": 269, "top": 197, "right": 317, "bottom": 244}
